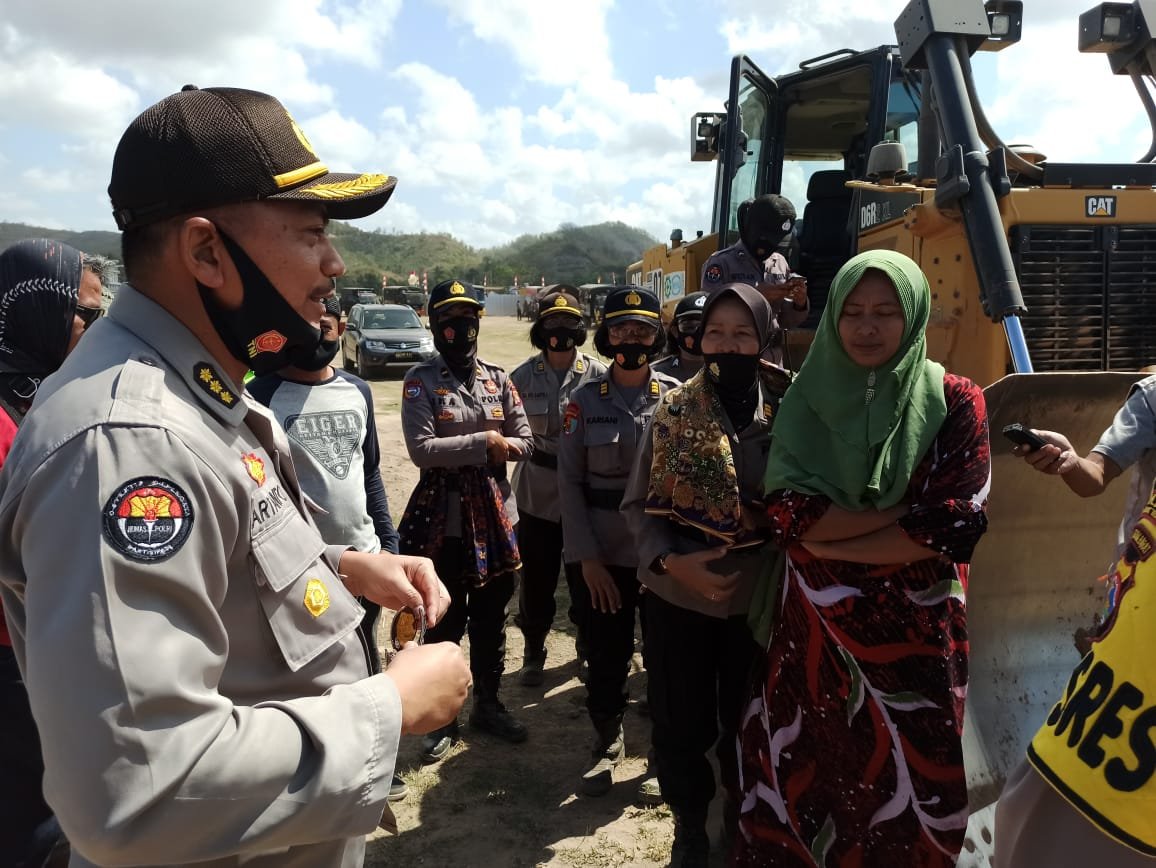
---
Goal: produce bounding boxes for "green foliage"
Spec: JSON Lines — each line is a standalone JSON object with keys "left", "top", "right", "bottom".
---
{"left": 0, "top": 220, "right": 658, "bottom": 288}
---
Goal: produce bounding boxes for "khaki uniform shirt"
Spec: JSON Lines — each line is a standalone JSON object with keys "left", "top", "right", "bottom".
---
{"left": 700, "top": 241, "right": 810, "bottom": 361}
{"left": 557, "top": 370, "right": 679, "bottom": 567}
{"left": 509, "top": 351, "right": 606, "bottom": 523}
{"left": 0, "top": 287, "right": 400, "bottom": 867}
{"left": 400, "top": 357, "right": 532, "bottom": 536}
{"left": 622, "top": 380, "right": 782, "bottom": 619}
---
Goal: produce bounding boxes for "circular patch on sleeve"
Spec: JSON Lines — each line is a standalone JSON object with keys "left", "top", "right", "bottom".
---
{"left": 704, "top": 264, "right": 723, "bottom": 283}
{"left": 102, "top": 477, "right": 195, "bottom": 563}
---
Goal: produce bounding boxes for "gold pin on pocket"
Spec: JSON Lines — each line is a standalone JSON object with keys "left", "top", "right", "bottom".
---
{"left": 390, "top": 605, "right": 427, "bottom": 651}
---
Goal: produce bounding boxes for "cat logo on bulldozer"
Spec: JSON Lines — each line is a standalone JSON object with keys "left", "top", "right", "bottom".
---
{"left": 1086, "top": 195, "right": 1117, "bottom": 218}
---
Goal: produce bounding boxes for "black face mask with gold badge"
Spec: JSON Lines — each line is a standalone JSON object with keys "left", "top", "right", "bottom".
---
{"left": 612, "top": 342, "right": 652, "bottom": 371}
{"left": 434, "top": 314, "right": 479, "bottom": 381}
{"left": 197, "top": 229, "right": 325, "bottom": 377}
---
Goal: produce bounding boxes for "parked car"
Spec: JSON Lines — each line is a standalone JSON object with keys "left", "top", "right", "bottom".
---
{"left": 342, "top": 303, "right": 436, "bottom": 378}
{"left": 338, "top": 287, "right": 380, "bottom": 314}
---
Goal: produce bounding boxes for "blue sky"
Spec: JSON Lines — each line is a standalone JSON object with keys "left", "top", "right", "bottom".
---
{"left": 1, "top": 0, "right": 1150, "bottom": 249}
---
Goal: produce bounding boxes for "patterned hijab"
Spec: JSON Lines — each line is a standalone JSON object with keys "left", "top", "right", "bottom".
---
{"left": 0, "top": 239, "right": 84, "bottom": 415}
{"left": 763, "top": 249, "right": 947, "bottom": 510}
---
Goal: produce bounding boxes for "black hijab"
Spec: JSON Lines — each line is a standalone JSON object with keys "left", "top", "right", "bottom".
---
{"left": 0, "top": 239, "right": 84, "bottom": 418}
{"left": 700, "top": 283, "right": 772, "bottom": 430}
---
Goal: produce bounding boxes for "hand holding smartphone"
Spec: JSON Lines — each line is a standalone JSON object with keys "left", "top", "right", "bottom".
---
{"left": 1002, "top": 423, "right": 1049, "bottom": 452}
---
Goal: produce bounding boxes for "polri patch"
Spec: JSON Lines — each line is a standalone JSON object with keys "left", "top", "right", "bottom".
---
{"left": 194, "top": 362, "right": 237, "bottom": 408}
{"left": 704, "top": 264, "right": 723, "bottom": 283}
{"left": 102, "top": 476, "right": 194, "bottom": 563}
{"left": 404, "top": 379, "right": 423, "bottom": 400}
{"left": 563, "top": 402, "right": 581, "bottom": 435}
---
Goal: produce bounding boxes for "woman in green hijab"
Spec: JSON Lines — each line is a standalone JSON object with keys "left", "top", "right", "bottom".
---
{"left": 731, "top": 250, "right": 991, "bottom": 867}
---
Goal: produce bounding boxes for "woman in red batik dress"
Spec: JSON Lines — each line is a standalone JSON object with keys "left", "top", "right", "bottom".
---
{"left": 731, "top": 249, "right": 990, "bottom": 868}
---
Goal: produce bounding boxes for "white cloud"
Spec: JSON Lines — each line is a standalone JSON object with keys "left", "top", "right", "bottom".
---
{"left": 431, "top": 0, "right": 615, "bottom": 86}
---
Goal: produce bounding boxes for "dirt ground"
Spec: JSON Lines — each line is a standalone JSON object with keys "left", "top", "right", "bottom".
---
{"left": 351, "top": 315, "right": 727, "bottom": 868}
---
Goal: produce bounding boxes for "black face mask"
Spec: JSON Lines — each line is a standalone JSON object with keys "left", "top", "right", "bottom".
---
{"left": 197, "top": 230, "right": 324, "bottom": 377}
{"left": 612, "top": 342, "right": 652, "bottom": 371}
{"left": 543, "top": 326, "right": 582, "bottom": 352}
{"left": 677, "top": 319, "right": 703, "bottom": 357}
{"left": 434, "top": 314, "right": 479, "bottom": 377}
{"left": 705, "top": 352, "right": 760, "bottom": 395}
{"left": 290, "top": 336, "right": 340, "bottom": 372}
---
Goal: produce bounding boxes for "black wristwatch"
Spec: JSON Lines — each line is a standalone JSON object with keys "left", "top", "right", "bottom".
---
{"left": 649, "top": 551, "right": 672, "bottom": 575}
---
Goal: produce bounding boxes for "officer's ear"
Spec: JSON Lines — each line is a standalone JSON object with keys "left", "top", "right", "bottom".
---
{"left": 178, "top": 217, "right": 234, "bottom": 297}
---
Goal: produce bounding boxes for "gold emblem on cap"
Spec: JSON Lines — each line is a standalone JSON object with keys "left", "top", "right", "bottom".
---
{"left": 625, "top": 291, "right": 641, "bottom": 306}
{"left": 304, "top": 578, "right": 330, "bottom": 618}
{"left": 554, "top": 295, "right": 567, "bottom": 307}
{"left": 451, "top": 282, "right": 466, "bottom": 295}
{"left": 287, "top": 112, "right": 318, "bottom": 158}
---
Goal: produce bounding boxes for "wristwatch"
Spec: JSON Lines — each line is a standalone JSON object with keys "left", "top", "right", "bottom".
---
{"left": 649, "top": 551, "right": 672, "bottom": 575}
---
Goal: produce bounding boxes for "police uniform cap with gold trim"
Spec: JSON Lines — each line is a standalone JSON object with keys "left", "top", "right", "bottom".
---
{"left": 602, "top": 286, "right": 661, "bottom": 322}
{"left": 429, "top": 278, "right": 483, "bottom": 312}
{"left": 536, "top": 284, "right": 583, "bottom": 320}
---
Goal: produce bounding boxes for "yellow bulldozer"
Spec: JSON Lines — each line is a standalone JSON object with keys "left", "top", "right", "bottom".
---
{"left": 630, "top": 1, "right": 1156, "bottom": 862}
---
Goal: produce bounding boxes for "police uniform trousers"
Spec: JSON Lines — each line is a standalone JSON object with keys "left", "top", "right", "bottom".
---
{"left": 644, "top": 593, "right": 759, "bottom": 828}
{"left": 515, "top": 510, "right": 590, "bottom": 656}
{"left": 583, "top": 563, "right": 645, "bottom": 728}
{"left": 424, "top": 538, "right": 516, "bottom": 703}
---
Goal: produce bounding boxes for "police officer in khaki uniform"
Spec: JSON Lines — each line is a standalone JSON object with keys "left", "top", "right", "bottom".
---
{"left": 510, "top": 286, "right": 606, "bottom": 687}
{"left": 700, "top": 194, "right": 809, "bottom": 364}
{"left": 0, "top": 86, "right": 470, "bottom": 867}
{"left": 652, "top": 291, "right": 707, "bottom": 383}
{"left": 400, "top": 279, "right": 534, "bottom": 761}
{"left": 558, "top": 287, "right": 678, "bottom": 797}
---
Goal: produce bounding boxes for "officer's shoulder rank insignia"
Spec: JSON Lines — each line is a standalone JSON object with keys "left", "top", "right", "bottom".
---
{"left": 650, "top": 379, "right": 660, "bottom": 396}
{"left": 535, "top": 360, "right": 545, "bottom": 373}
{"left": 705, "top": 264, "right": 723, "bottom": 283}
{"left": 575, "top": 358, "right": 586, "bottom": 372}
{"left": 102, "top": 476, "right": 194, "bottom": 563}
{"left": 404, "top": 379, "right": 423, "bottom": 400}
{"left": 562, "top": 402, "right": 581, "bottom": 435}
{"left": 599, "top": 381, "right": 610, "bottom": 398}
{"left": 194, "top": 362, "right": 237, "bottom": 408}
{"left": 303, "top": 578, "right": 330, "bottom": 618}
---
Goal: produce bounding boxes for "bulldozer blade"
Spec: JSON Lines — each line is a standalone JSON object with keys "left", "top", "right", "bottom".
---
{"left": 958, "top": 371, "right": 1142, "bottom": 866}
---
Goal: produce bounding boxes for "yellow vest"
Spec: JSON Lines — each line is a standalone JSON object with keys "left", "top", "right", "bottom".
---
{"left": 1029, "top": 485, "right": 1156, "bottom": 856}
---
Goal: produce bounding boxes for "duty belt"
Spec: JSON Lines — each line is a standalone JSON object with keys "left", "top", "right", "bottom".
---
{"left": 529, "top": 450, "right": 558, "bottom": 470}
{"left": 584, "top": 485, "right": 626, "bottom": 511}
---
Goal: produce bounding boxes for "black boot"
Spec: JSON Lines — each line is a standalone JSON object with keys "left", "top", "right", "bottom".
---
{"left": 671, "top": 812, "right": 709, "bottom": 868}
{"left": 419, "top": 718, "right": 460, "bottom": 764}
{"left": 469, "top": 674, "right": 527, "bottom": 742}
{"left": 580, "top": 718, "right": 624, "bottom": 797}
{"left": 518, "top": 647, "right": 547, "bottom": 687}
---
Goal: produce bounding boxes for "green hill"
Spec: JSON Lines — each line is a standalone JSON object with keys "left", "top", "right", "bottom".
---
{"left": 0, "top": 220, "right": 657, "bottom": 289}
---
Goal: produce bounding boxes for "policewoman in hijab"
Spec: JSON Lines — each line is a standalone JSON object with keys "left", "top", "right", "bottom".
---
{"left": 732, "top": 250, "right": 991, "bottom": 868}
{"left": 509, "top": 286, "right": 606, "bottom": 687}
{"left": 398, "top": 278, "right": 534, "bottom": 761}
{"left": 699, "top": 194, "right": 808, "bottom": 365}
{"left": 557, "top": 287, "right": 678, "bottom": 798}
{"left": 652, "top": 291, "right": 706, "bottom": 384}
{"left": 621, "top": 283, "right": 787, "bottom": 867}
{"left": 0, "top": 239, "right": 104, "bottom": 422}
{"left": 0, "top": 238, "right": 103, "bottom": 868}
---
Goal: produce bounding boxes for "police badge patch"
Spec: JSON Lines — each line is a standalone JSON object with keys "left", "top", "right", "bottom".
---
{"left": 705, "top": 264, "right": 723, "bottom": 283}
{"left": 102, "top": 477, "right": 194, "bottom": 563}
{"left": 404, "top": 380, "right": 423, "bottom": 400}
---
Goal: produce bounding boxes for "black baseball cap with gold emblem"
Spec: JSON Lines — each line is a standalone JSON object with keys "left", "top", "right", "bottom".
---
{"left": 602, "top": 286, "right": 661, "bottom": 323}
{"left": 428, "top": 278, "right": 483, "bottom": 313}
{"left": 537, "top": 284, "right": 583, "bottom": 320}
{"left": 109, "top": 85, "right": 397, "bottom": 231}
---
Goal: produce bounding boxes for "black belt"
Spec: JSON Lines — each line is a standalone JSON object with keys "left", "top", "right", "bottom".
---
{"left": 530, "top": 451, "right": 558, "bottom": 470}
{"left": 584, "top": 485, "right": 626, "bottom": 511}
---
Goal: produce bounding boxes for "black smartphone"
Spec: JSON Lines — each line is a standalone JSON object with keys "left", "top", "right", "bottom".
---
{"left": 1002, "top": 423, "right": 1049, "bottom": 452}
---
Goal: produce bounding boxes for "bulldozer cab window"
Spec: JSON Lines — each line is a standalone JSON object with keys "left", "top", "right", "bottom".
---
{"left": 722, "top": 76, "right": 772, "bottom": 242}
{"left": 882, "top": 75, "right": 921, "bottom": 176}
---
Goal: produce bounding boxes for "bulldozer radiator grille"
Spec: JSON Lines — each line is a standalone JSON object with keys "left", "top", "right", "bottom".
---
{"left": 1010, "top": 224, "right": 1156, "bottom": 371}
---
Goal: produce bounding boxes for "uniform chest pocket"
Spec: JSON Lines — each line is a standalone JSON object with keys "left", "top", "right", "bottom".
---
{"left": 434, "top": 404, "right": 467, "bottom": 434}
{"left": 522, "top": 396, "right": 551, "bottom": 435}
{"left": 250, "top": 511, "right": 363, "bottom": 672}
{"left": 584, "top": 424, "right": 622, "bottom": 475}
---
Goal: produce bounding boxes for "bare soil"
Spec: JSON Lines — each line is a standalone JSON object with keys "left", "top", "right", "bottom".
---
{"left": 352, "top": 316, "right": 722, "bottom": 868}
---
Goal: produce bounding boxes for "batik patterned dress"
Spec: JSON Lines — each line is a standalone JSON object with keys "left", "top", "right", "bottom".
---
{"left": 732, "top": 373, "right": 990, "bottom": 867}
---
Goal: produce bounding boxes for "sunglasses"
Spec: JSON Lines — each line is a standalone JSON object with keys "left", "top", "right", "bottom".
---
{"left": 75, "top": 304, "right": 104, "bottom": 329}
